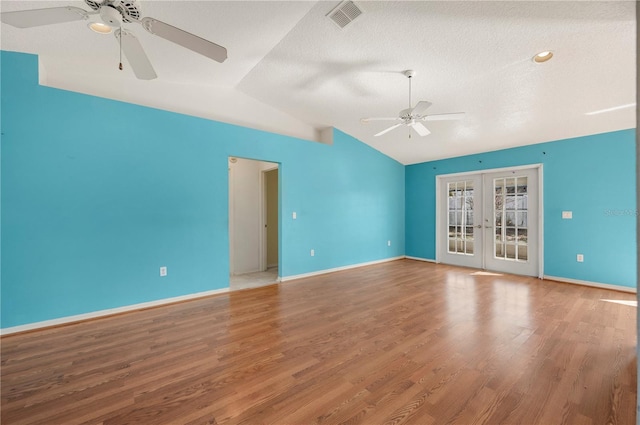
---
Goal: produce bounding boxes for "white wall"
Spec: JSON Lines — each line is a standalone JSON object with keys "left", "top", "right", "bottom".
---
{"left": 229, "top": 158, "right": 277, "bottom": 275}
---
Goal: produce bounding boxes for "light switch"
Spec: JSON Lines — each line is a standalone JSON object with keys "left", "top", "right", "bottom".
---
{"left": 292, "top": 212, "right": 297, "bottom": 219}
{"left": 562, "top": 211, "right": 572, "bottom": 219}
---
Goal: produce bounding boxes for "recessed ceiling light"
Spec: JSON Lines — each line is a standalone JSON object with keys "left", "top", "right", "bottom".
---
{"left": 88, "top": 22, "right": 112, "bottom": 34}
{"left": 533, "top": 51, "right": 553, "bottom": 63}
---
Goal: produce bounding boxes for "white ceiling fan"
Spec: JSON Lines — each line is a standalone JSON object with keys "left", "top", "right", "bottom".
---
{"left": 0, "top": 0, "right": 228, "bottom": 80}
{"left": 361, "top": 70, "right": 465, "bottom": 137}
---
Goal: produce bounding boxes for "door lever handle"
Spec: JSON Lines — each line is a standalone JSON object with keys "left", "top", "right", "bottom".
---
{"left": 475, "top": 225, "right": 482, "bottom": 229}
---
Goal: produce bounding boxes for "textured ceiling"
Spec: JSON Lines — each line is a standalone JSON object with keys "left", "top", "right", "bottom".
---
{"left": 1, "top": 1, "right": 636, "bottom": 164}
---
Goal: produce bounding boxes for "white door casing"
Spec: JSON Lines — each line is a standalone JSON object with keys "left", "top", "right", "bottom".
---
{"left": 436, "top": 165, "right": 542, "bottom": 277}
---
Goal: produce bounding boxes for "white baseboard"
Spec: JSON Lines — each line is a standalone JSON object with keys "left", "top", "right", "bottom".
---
{"left": 1, "top": 287, "right": 230, "bottom": 336}
{"left": 404, "top": 256, "right": 437, "bottom": 263}
{"left": 2, "top": 257, "right": 404, "bottom": 335}
{"left": 543, "top": 275, "right": 636, "bottom": 293}
{"left": 280, "top": 256, "right": 405, "bottom": 282}
{"left": 8, "top": 261, "right": 631, "bottom": 335}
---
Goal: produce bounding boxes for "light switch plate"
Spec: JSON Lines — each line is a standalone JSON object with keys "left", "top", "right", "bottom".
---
{"left": 562, "top": 211, "right": 573, "bottom": 219}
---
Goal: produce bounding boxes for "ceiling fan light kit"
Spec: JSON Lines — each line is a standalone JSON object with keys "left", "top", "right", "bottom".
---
{"left": 361, "top": 70, "right": 465, "bottom": 138}
{"left": 88, "top": 21, "right": 112, "bottom": 34}
{"left": 1, "top": 0, "right": 228, "bottom": 80}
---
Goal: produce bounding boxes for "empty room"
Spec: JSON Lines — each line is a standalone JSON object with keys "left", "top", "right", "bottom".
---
{"left": 0, "top": 1, "right": 636, "bottom": 424}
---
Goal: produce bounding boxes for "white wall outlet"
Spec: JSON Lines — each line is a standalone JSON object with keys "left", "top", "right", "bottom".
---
{"left": 160, "top": 266, "right": 167, "bottom": 276}
{"left": 310, "top": 249, "right": 315, "bottom": 257}
{"left": 292, "top": 211, "right": 297, "bottom": 219}
{"left": 576, "top": 254, "right": 584, "bottom": 262}
{"left": 562, "top": 211, "right": 573, "bottom": 219}
{"left": 388, "top": 240, "right": 391, "bottom": 246}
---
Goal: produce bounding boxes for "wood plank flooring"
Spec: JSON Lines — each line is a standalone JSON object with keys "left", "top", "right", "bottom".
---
{"left": 1, "top": 259, "right": 636, "bottom": 424}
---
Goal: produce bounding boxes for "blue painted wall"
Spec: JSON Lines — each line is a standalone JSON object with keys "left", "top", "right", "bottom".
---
{"left": 1, "top": 51, "right": 405, "bottom": 328}
{"left": 406, "top": 129, "right": 636, "bottom": 288}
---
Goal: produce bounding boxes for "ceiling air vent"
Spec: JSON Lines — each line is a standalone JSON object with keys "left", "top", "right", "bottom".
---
{"left": 327, "top": 1, "right": 363, "bottom": 29}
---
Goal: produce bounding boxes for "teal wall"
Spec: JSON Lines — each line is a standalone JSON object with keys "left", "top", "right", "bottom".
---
{"left": 1, "top": 51, "right": 405, "bottom": 328}
{"left": 2, "top": 50, "right": 635, "bottom": 329}
{"left": 406, "top": 129, "right": 636, "bottom": 288}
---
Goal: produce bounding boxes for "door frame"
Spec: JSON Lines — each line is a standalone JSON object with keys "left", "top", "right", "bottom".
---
{"left": 435, "top": 164, "right": 544, "bottom": 278}
{"left": 260, "top": 165, "right": 279, "bottom": 272}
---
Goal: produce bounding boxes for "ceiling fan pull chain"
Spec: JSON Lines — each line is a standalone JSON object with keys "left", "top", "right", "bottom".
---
{"left": 118, "top": 28, "right": 123, "bottom": 71}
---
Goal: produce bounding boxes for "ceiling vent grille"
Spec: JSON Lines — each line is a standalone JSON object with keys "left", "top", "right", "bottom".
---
{"left": 327, "top": 1, "right": 363, "bottom": 29}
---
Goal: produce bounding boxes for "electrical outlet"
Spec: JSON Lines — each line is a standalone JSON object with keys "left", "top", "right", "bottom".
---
{"left": 576, "top": 254, "right": 584, "bottom": 263}
{"left": 160, "top": 266, "right": 167, "bottom": 276}
{"left": 562, "top": 211, "right": 573, "bottom": 219}
{"left": 388, "top": 240, "right": 391, "bottom": 246}
{"left": 310, "top": 249, "right": 315, "bottom": 257}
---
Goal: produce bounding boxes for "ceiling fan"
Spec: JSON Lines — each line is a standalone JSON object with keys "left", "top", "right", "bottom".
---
{"left": 361, "top": 70, "right": 465, "bottom": 137}
{"left": 0, "top": 0, "right": 228, "bottom": 80}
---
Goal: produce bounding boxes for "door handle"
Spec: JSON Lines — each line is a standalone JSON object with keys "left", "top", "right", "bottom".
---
{"left": 485, "top": 225, "right": 493, "bottom": 229}
{"left": 475, "top": 225, "right": 482, "bottom": 229}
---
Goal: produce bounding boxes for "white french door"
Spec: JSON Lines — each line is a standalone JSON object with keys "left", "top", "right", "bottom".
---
{"left": 437, "top": 166, "right": 541, "bottom": 277}
{"left": 439, "top": 175, "right": 484, "bottom": 269}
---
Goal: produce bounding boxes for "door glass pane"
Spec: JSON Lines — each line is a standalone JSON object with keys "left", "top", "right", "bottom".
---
{"left": 505, "top": 227, "right": 516, "bottom": 243}
{"left": 466, "top": 241, "right": 474, "bottom": 254}
{"left": 517, "top": 212, "right": 528, "bottom": 227}
{"left": 517, "top": 228, "right": 528, "bottom": 243}
{"left": 493, "top": 176, "right": 528, "bottom": 262}
{"left": 518, "top": 245, "right": 528, "bottom": 260}
{"left": 506, "top": 244, "right": 516, "bottom": 259}
{"left": 447, "top": 180, "right": 475, "bottom": 256}
{"left": 517, "top": 181, "right": 527, "bottom": 193}
{"left": 466, "top": 226, "right": 474, "bottom": 237}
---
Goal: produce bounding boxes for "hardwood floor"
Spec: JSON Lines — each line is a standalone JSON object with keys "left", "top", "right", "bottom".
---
{"left": 1, "top": 259, "right": 636, "bottom": 424}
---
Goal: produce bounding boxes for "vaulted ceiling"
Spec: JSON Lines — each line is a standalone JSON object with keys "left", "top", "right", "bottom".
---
{"left": 1, "top": 1, "right": 635, "bottom": 164}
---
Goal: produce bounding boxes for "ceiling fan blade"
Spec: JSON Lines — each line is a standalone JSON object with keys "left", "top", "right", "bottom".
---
{"left": 410, "top": 101, "right": 433, "bottom": 116}
{"left": 424, "top": 112, "right": 466, "bottom": 121}
{"left": 1, "top": 6, "right": 89, "bottom": 28}
{"left": 115, "top": 30, "right": 157, "bottom": 80}
{"left": 374, "top": 123, "right": 403, "bottom": 137}
{"left": 361, "top": 117, "right": 401, "bottom": 123}
{"left": 410, "top": 122, "right": 431, "bottom": 137}
{"left": 141, "top": 17, "right": 227, "bottom": 63}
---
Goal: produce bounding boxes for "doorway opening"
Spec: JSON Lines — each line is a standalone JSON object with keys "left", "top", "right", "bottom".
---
{"left": 228, "top": 157, "right": 279, "bottom": 290}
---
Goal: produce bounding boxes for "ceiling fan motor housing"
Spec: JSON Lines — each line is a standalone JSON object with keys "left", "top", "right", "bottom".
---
{"left": 399, "top": 108, "right": 414, "bottom": 120}
{"left": 99, "top": 5, "right": 122, "bottom": 27}
{"left": 86, "top": 0, "right": 141, "bottom": 23}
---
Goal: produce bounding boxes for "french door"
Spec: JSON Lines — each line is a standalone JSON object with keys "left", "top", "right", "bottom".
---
{"left": 438, "top": 166, "right": 540, "bottom": 277}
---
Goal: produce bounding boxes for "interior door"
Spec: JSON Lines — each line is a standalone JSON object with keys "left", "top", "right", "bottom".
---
{"left": 439, "top": 174, "right": 483, "bottom": 269}
{"left": 483, "top": 168, "right": 538, "bottom": 276}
